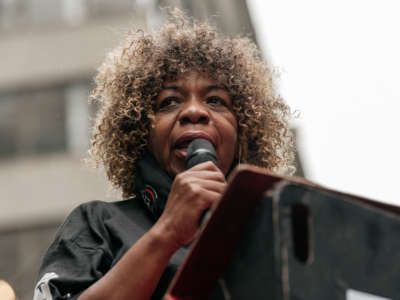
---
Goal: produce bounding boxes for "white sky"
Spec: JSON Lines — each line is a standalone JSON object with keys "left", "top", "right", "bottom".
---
{"left": 247, "top": 0, "right": 400, "bottom": 205}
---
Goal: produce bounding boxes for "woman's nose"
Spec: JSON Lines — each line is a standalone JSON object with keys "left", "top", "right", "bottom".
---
{"left": 179, "top": 99, "right": 210, "bottom": 125}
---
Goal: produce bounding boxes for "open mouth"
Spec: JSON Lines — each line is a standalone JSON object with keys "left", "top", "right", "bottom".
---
{"left": 173, "top": 132, "right": 215, "bottom": 159}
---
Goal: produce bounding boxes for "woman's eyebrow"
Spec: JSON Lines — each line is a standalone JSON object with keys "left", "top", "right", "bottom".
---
{"left": 160, "top": 84, "right": 227, "bottom": 93}
{"left": 160, "top": 86, "right": 180, "bottom": 92}
{"left": 206, "top": 85, "right": 228, "bottom": 92}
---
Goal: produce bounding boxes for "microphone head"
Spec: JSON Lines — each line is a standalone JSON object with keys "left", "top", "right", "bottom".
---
{"left": 186, "top": 138, "right": 218, "bottom": 169}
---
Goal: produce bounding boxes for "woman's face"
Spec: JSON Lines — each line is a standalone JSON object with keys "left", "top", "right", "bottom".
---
{"left": 148, "top": 71, "right": 238, "bottom": 177}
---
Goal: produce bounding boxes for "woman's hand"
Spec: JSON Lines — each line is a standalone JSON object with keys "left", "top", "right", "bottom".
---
{"left": 155, "top": 161, "right": 226, "bottom": 248}
{"left": 79, "top": 161, "right": 226, "bottom": 300}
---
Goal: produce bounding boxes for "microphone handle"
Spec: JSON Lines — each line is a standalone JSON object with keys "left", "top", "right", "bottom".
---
{"left": 185, "top": 139, "right": 218, "bottom": 225}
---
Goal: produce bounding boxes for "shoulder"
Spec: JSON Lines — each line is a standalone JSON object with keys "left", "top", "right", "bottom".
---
{"left": 55, "top": 200, "right": 117, "bottom": 241}
{"left": 74, "top": 199, "right": 154, "bottom": 228}
{"left": 64, "top": 199, "right": 146, "bottom": 226}
{"left": 53, "top": 199, "right": 153, "bottom": 248}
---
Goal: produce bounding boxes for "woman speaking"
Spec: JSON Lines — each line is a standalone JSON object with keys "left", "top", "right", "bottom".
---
{"left": 34, "top": 9, "right": 294, "bottom": 300}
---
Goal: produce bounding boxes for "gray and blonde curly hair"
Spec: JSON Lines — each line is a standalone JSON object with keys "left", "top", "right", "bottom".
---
{"left": 89, "top": 9, "right": 295, "bottom": 199}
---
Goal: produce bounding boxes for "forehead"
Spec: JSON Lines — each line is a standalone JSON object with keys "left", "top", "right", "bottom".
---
{"left": 163, "top": 71, "right": 223, "bottom": 90}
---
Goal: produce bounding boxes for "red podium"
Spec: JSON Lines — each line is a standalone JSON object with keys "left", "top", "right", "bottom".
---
{"left": 165, "top": 165, "right": 400, "bottom": 300}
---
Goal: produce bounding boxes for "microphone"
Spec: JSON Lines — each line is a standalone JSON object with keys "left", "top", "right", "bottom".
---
{"left": 185, "top": 138, "right": 218, "bottom": 225}
{"left": 186, "top": 138, "right": 218, "bottom": 169}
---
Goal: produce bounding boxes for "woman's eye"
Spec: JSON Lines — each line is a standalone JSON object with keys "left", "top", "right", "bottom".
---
{"left": 207, "top": 96, "right": 224, "bottom": 106}
{"left": 159, "top": 97, "right": 180, "bottom": 109}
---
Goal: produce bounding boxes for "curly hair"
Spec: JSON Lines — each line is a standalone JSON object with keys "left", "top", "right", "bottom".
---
{"left": 89, "top": 9, "right": 295, "bottom": 199}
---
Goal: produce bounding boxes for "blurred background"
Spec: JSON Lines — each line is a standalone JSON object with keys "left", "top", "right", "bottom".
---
{"left": 0, "top": 0, "right": 398, "bottom": 299}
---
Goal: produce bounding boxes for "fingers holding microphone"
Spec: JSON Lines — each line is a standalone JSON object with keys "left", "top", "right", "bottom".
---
{"left": 156, "top": 139, "right": 226, "bottom": 247}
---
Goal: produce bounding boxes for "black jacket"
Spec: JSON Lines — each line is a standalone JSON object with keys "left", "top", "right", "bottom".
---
{"left": 34, "top": 154, "right": 187, "bottom": 300}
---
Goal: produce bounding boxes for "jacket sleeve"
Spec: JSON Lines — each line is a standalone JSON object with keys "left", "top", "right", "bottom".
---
{"left": 33, "top": 202, "right": 112, "bottom": 300}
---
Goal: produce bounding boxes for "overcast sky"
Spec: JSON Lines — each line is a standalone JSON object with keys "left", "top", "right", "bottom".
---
{"left": 247, "top": 0, "right": 400, "bottom": 205}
